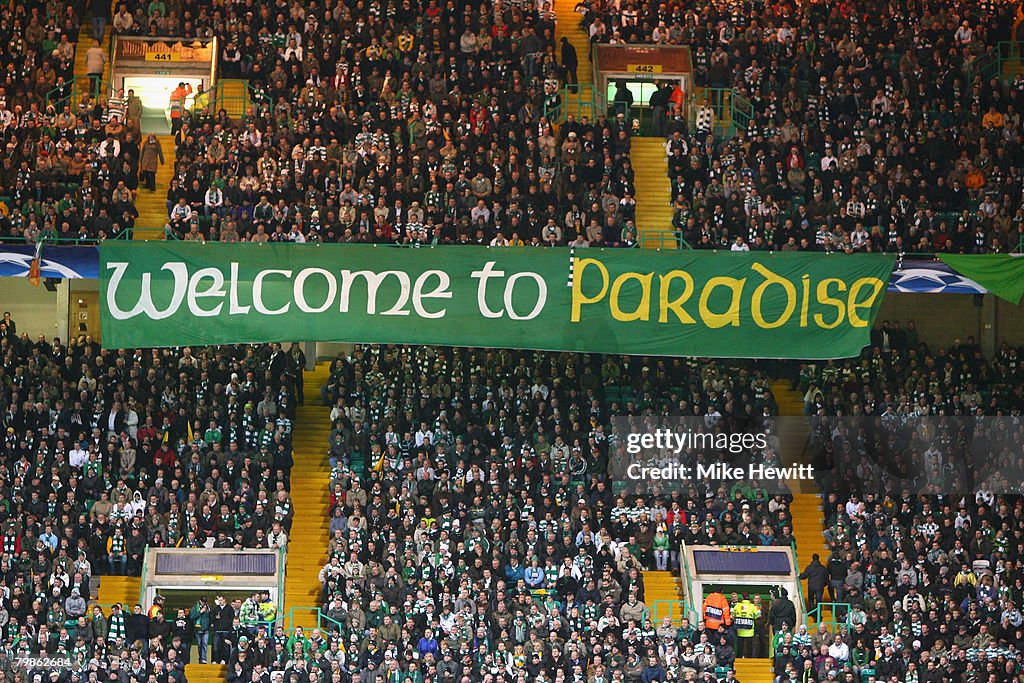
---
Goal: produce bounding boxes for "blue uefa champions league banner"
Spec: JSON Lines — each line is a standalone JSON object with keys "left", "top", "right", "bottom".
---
{"left": 0, "top": 245, "right": 98, "bottom": 279}
{"left": 888, "top": 260, "right": 988, "bottom": 295}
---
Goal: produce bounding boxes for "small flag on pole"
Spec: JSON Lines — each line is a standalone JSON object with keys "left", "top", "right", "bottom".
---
{"left": 27, "top": 241, "right": 42, "bottom": 287}
{"left": 187, "top": 420, "right": 194, "bottom": 443}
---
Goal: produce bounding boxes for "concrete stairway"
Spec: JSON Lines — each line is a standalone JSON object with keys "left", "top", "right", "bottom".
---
{"left": 73, "top": 24, "right": 111, "bottom": 89}
{"left": 133, "top": 134, "right": 176, "bottom": 240}
{"left": 733, "top": 658, "right": 774, "bottom": 682}
{"left": 647, "top": 568, "right": 773, "bottom": 679}
{"left": 283, "top": 362, "right": 332, "bottom": 630}
{"left": 770, "top": 380, "right": 813, "bottom": 493}
{"left": 642, "top": 570, "right": 684, "bottom": 623}
{"left": 553, "top": 0, "right": 594, "bottom": 119}
{"left": 790, "top": 493, "right": 829, "bottom": 620}
{"left": 769, "top": 380, "right": 828, "bottom": 623}
{"left": 631, "top": 138, "right": 674, "bottom": 246}
{"left": 96, "top": 575, "right": 140, "bottom": 607}
{"left": 185, "top": 664, "right": 226, "bottom": 683}
{"left": 216, "top": 79, "right": 250, "bottom": 118}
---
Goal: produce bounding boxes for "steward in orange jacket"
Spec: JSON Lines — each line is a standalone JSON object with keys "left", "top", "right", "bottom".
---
{"left": 703, "top": 586, "right": 732, "bottom": 632}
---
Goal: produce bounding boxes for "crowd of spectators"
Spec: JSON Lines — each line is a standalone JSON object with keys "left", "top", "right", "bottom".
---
{"left": 779, "top": 324, "right": 1024, "bottom": 682}
{"left": 0, "top": 317, "right": 308, "bottom": 680}
{"left": 798, "top": 325, "right": 1022, "bottom": 419}
{"left": 0, "top": 0, "right": 149, "bottom": 243}
{"left": 120, "top": 0, "right": 642, "bottom": 247}
{"left": 308, "top": 344, "right": 800, "bottom": 683}
{"left": 619, "top": 0, "right": 1024, "bottom": 254}
{"left": 2, "top": 0, "right": 1022, "bottom": 251}
{"left": 296, "top": 330, "right": 1024, "bottom": 683}
{"left": 0, "top": 304, "right": 1022, "bottom": 683}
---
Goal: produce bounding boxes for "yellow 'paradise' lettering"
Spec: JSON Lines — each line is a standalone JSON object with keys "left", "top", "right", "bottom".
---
{"left": 610, "top": 272, "right": 653, "bottom": 321}
{"left": 658, "top": 271, "right": 696, "bottom": 324}
{"left": 814, "top": 278, "right": 847, "bottom": 329}
{"left": 569, "top": 261, "right": 883, "bottom": 332}
{"left": 698, "top": 276, "right": 745, "bottom": 328}
{"left": 571, "top": 258, "right": 608, "bottom": 322}
{"left": 847, "top": 277, "right": 885, "bottom": 328}
{"left": 751, "top": 263, "right": 797, "bottom": 329}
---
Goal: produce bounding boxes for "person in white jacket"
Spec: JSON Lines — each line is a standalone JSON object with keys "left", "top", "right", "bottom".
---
{"left": 204, "top": 186, "right": 224, "bottom": 216}
{"left": 267, "top": 521, "right": 288, "bottom": 552}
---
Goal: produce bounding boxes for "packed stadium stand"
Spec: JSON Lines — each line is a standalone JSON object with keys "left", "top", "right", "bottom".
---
{"left": 0, "top": 0, "right": 1023, "bottom": 681}
{"left": 0, "top": 0, "right": 1020, "bottom": 251}
{"left": 0, "top": 317, "right": 1018, "bottom": 682}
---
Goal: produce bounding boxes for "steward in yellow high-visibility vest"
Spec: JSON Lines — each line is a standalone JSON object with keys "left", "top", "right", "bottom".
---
{"left": 192, "top": 84, "right": 209, "bottom": 113}
{"left": 734, "top": 594, "right": 761, "bottom": 658}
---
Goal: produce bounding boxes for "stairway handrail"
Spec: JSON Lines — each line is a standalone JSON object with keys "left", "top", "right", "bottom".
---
{"left": 0, "top": 228, "right": 132, "bottom": 246}
{"left": 790, "top": 540, "right": 808, "bottom": 625}
{"left": 639, "top": 229, "right": 692, "bottom": 250}
{"left": 645, "top": 598, "right": 685, "bottom": 626}
{"left": 45, "top": 76, "right": 113, "bottom": 112}
{"left": 966, "top": 41, "right": 1016, "bottom": 85}
{"left": 804, "top": 601, "right": 852, "bottom": 632}
{"left": 139, "top": 547, "right": 150, "bottom": 606}
{"left": 277, "top": 547, "right": 287, "bottom": 621}
{"left": 279, "top": 606, "right": 346, "bottom": 635}
{"left": 678, "top": 539, "right": 699, "bottom": 623}
{"left": 317, "top": 608, "right": 346, "bottom": 633}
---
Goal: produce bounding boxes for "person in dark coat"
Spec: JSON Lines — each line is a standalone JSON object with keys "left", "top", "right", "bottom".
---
{"left": 561, "top": 37, "right": 578, "bottom": 87}
{"left": 649, "top": 82, "right": 672, "bottom": 137}
{"left": 171, "top": 608, "right": 196, "bottom": 662}
{"left": 212, "top": 596, "right": 236, "bottom": 664}
{"left": 799, "top": 553, "right": 829, "bottom": 611}
{"left": 767, "top": 587, "right": 797, "bottom": 634}
{"left": 90, "top": 0, "right": 110, "bottom": 41}
{"left": 125, "top": 604, "right": 151, "bottom": 647}
{"left": 149, "top": 610, "right": 172, "bottom": 648}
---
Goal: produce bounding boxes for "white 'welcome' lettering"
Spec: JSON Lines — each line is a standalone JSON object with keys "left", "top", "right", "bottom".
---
{"left": 339, "top": 270, "right": 410, "bottom": 315}
{"left": 106, "top": 261, "right": 188, "bottom": 320}
{"left": 106, "top": 262, "right": 463, "bottom": 321}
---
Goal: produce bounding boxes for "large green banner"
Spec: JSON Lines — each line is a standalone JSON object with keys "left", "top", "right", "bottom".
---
{"left": 99, "top": 243, "right": 895, "bottom": 359}
{"left": 939, "top": 254, "right": 1024, "bottom": 304}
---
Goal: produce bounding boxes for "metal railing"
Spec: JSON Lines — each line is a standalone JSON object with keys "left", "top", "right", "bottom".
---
{"left": 45, "top": 76, "right": 113, "bottom": 112}
{"left": 677, "top": 540, "right": 699, "bottom": 624}
{"left": 543, "top": 86, "right": 598, "bottom": 124}
{"left": 646, "top": 599, "right": 691, "bottom": 626}
{"left": 139, "top": 547, "right": 150, "bottom": 606}
{"left": 542, "top": 39, "right": 598, "bottom": 124}
{"left": 966, "top": 41, "right": 1021, "bottom": 85}
{"left": 805, "top": 602, "right": 852, "bottom": 633}
{"left": 204, "top": 78, "right": 253, "bottom": 120}
{"left": 791, "top": 540, "right": 808, "bottom": 624}
{"left": 276, "top": 606, "right": 345, "bottom": 635}
{"left": 0, "top": 228, "right": 133, "bottom": 245}
{"left": 280, "top": 606, "right": 319, "bottom": 632}
{"left": 691, "top": 87, "right": 753, "bottom": 139}
{"left": 639, "top": 229, "right": 691, "bottom": 249}
{"left": 730, "top": 91, "right": 754, "bottom": 134}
